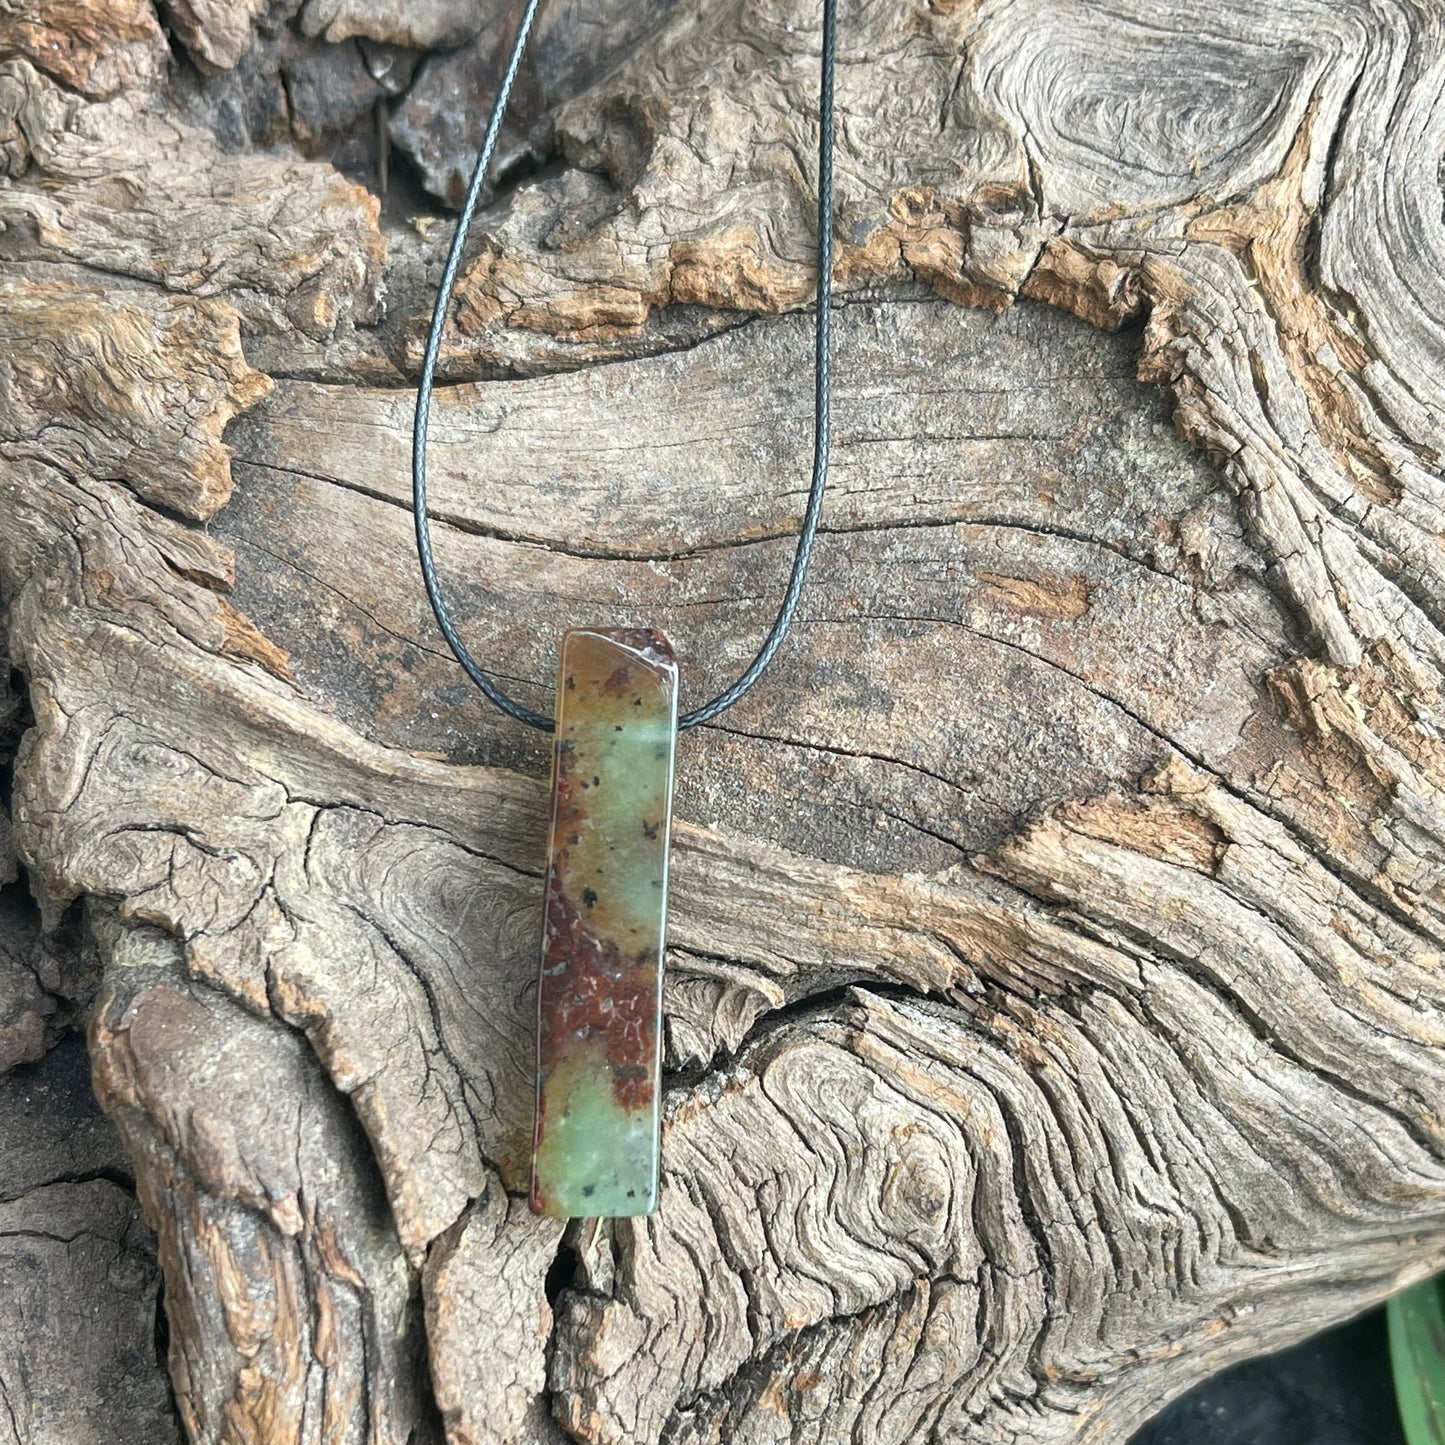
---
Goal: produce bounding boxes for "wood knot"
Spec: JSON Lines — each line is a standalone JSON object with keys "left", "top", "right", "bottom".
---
{"left": 880, "top": 1127, "right": 953, "bottom": 1247}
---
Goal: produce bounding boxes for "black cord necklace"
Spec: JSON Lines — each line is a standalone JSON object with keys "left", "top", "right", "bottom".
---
{"left": 411, "top": 0, "right": 838, "bottom": 1219}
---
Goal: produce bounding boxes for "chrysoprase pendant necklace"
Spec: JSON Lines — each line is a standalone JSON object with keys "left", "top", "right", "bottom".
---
{"left": 412, "top": 0, "right": 837, "bottom": 1219}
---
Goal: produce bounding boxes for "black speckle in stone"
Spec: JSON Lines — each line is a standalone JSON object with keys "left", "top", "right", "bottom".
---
{"left": 642, "top": 819, "right": 659, "bottom": 840}
{"left": 567, "top": 674, "right": 576, "bottom": 690}
{"left": 582, "top": 1184, "right": 595, "bottom": 1197}
{"left": 615, "top": 724, "right": 623, "bottom": 732}
{"left": 593, "top": 776, "right": 600, "bottom": 787}
{"left": 633, "top": 696, "right": 642, "bottom": 706}
{"left": 626, "top": 1189, "right": 636, "bottom": 1198}
{"left": 583, "top": 887, "right": 598, "bottom": 907}
{"left": 654, "top": 746, "right": 667, "bottom": 759}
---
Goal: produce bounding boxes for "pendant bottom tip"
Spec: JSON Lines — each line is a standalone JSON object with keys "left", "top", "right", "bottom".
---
{"left": 528, "top": 1182, "right": 658, "bottom": 1220}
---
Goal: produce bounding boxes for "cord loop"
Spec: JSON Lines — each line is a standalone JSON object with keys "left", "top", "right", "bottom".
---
{"left": 412, "top": 0, "right": 837, "bottom": 731}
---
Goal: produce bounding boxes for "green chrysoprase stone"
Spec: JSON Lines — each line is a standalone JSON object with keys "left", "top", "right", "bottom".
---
{"left": 529, "top": 627, "right": 677, "bottom": 1219}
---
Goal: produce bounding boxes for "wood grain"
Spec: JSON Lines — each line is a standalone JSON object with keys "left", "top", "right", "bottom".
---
{"left": 0, "top": 1030, "right": 178, "bottom": 1445}
{"left": 3, "top": 1, "right": 1445, "bottom": 1442}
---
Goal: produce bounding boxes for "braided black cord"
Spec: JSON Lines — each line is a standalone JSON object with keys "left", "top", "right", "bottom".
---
{"left": 412, "top": 0, "right": 837, "bottom": 731}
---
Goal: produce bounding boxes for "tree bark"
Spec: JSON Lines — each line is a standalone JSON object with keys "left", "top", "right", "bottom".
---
{"left": 4, "top": 1, "right": 1445, "bottom": 1442}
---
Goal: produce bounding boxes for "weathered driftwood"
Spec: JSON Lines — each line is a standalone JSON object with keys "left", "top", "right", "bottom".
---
{"left": 4, "top": 0, "right": 1445, "bottom": 1442}
{"left": 0, "top": 1025, "right": 179, "bottom": 1445}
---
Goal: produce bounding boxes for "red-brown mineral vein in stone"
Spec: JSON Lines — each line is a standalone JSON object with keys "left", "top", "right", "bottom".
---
{"left": 530, "top": 626, "right": 677, "bottom": 1218}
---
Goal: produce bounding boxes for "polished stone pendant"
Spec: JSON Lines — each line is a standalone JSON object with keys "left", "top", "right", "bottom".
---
{"left": 529, "top": 627, "right": 678, "bottom": 1218}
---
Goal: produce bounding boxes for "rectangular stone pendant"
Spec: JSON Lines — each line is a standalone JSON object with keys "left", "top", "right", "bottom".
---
{"left": 529, "top": 627, "right": 678, "bottom": 1219}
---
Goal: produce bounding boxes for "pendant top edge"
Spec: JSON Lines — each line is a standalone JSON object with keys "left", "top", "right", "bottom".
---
{"left": 561, "top": 625, "right": 677, "bottom": 676}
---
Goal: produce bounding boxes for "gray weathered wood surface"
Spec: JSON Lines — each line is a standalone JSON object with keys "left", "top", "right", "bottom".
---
{"left": 0, "top": 1026, "right": 179, "bottom": 1445}
{"left": 4, "top": 0, "right": 1445, "bottom": 1441}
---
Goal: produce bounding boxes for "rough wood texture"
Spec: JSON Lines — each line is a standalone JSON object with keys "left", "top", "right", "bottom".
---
{"left": 0, "top": 1029, "right": 179, "bottom": 1445}
{"left": 4, "top": 1, "right": 1445, "bottom": 1442}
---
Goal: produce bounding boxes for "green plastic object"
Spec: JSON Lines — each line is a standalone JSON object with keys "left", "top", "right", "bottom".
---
{"left": 1389, "top": 1276, "right": 1445, "bottom": 1444}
